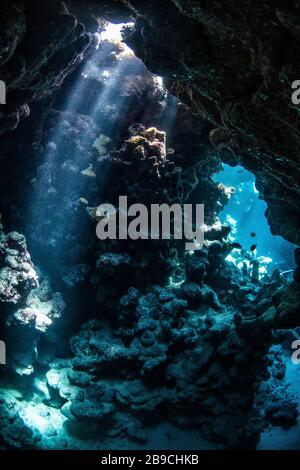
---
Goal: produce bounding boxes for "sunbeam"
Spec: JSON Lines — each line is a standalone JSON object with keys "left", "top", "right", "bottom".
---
{"left": 26, "top": 22, "right": 163, "bottom": 272}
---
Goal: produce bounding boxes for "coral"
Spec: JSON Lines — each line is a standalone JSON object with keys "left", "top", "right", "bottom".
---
{"left": 64, "top": 262, "right": 287, "bottom": 447}
{"left": 93, "top": 134, "right": 111, "bottom": 156}
{"left": 255, "top": 346, "right": 299, "bottom": 429}
{"left": 273, "top": 282, "right": 300, "bottom": 328}
{"left": 60, "top": 264, "right": 91, "bottom": 288}
{"left": 31, "top": 124, "right": 294, "bottom": 448}
{"left": 125, "top": 136, "right": 147, "bottom": 147}
{"left": 4, "top": 277, "right": 65, "bottom": 376}
{"left": 0, "top": 222, "right": 65, "bottom": 375}
{"left": 0, "top": 227, "right": 38, "bottom": 305}
{"left": 0, "top": 392, "right": 41, "bottom": 448}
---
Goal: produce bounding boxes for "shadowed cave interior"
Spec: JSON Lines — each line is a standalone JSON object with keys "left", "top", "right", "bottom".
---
{"left": 1, "top": 0, "right": 300, "bottom": 450}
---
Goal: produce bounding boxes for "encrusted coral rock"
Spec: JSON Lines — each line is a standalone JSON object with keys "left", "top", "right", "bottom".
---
{"left": 0, "top": 228, "right": 38, "bottom": 305}
{"left": 0, "top": 222, "right": 65, "bottom": 375}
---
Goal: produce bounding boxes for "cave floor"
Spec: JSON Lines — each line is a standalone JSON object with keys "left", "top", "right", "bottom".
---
{"left": 258, "top": 359, "right": 300, "bottom": 450}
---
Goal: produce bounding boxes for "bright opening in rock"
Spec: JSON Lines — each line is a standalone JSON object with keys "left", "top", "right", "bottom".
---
{"left": 214, "top": 164, "right": 296, "bottom": 278}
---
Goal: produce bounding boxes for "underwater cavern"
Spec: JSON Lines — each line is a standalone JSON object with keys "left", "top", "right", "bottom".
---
{"left": 1, "top": 0, "right": 300, "bottom": 455}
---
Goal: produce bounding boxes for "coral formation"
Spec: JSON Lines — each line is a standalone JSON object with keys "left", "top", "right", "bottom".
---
{"left": 0, "top": 221, "right": 65, "bottom": 376}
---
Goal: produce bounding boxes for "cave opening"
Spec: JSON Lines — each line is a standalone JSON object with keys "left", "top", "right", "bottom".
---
{"left": 0, "top": 6, "right": 300, "bottom": 454}
{"left": 214, "top": 164, "right": 296, "bottom": 278}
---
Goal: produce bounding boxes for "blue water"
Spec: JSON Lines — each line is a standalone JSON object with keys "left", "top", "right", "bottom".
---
{"left": 213, "top": 164, "right": 296, "bottom": 274}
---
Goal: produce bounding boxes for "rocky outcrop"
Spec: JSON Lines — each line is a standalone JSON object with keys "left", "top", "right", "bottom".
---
{"left": 55, "top": 248, "right": 290, "bottom": 448}
{"left": 0, "top": 220, "right": 65, "bottom": 375}
{"left": 0, "top": 220, "right": 38, "bottom": 307}
{"left": 118, "top": 0, "right": 300, "bottom": 246}
{"left": 0, "top": 391, "right": 41, "bottom": 448}
{"left": 0, "top": 0, "right": 93, "bottom": 135}
{"left": 5, "top": 278, "right": 66, "bottom": 375}
{"left": 38, "top": 129, "right": 293, "bottom": 448}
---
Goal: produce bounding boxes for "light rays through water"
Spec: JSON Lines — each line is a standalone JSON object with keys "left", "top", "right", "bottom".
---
{"left": 26, "top": 22, "right": 179, "bottom": 271}
{"left": 27, "top": 25, "right": 137, "bottom": 268}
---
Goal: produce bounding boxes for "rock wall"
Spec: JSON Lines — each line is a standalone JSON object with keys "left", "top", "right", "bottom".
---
{"left": 0, "top": 220, "right": 65, "bottom": 376}
{"left": 116, "top": 0, "right": 300, "bottom": 245}
{"left": 0, "top": 0, "right": 93, "bottom": 135}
